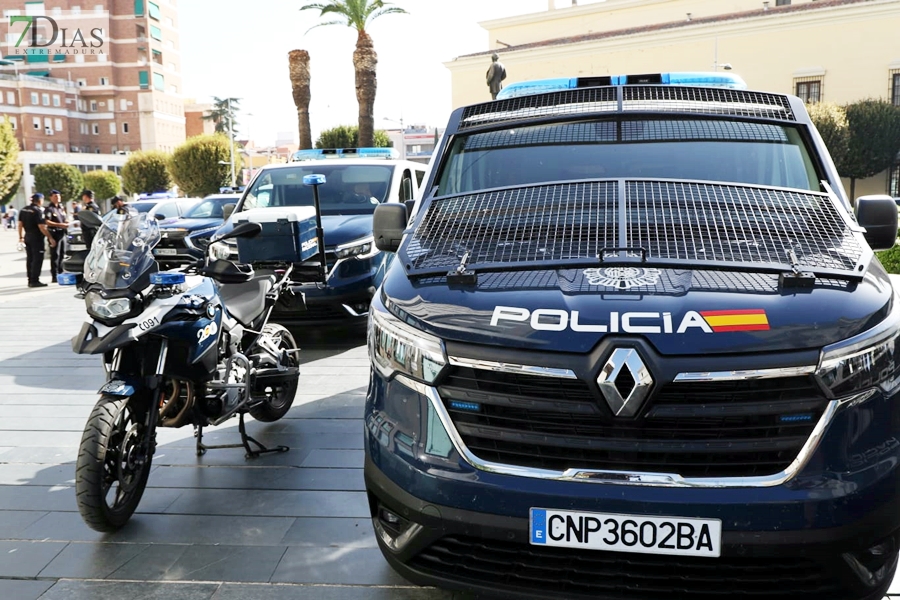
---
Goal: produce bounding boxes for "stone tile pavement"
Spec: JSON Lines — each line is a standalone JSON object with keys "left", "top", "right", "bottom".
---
{"left": 0, "top": 226, "right": 899, "bottom": 599}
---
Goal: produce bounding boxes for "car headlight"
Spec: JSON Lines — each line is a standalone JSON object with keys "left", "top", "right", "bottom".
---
{"left": 189, "top": 227, "right": 220, "bottom": 249}
{"left": 85, "top": 291, "right": 132, "bottom": 319}
{"left": 817, "top": 301, "right": 900, "bottom": 398}
{"left": 368, "top": 297, "right": 446, "bottom": 384}
{"left": 336, "top": 236, "right": 378, "bottom": 260}
{"left": 209, "top": 240, "right": 236, "bottom": 261}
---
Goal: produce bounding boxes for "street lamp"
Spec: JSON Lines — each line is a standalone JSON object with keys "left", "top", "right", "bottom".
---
{"left": 226, "top": 98, "right": 236, "bottom": 188}
{"left": 379, "top": 116, "right": 406, "bottom": 160}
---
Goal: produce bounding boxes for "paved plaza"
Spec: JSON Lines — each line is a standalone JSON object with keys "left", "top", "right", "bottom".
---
{"left": 0, "top": 227, "right": 898, "bottom": 599}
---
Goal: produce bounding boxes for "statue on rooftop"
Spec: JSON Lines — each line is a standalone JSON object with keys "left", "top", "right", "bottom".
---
{"left": 486, "top": 53, "right": 507, "bottom": 100}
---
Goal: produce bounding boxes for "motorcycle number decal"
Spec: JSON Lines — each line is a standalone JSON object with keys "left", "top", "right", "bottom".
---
{"left": 198, "top": 321, "right": 218, "bottom": 343}
{"left": 139, "top": 316, "right": 160, "bottom": 331}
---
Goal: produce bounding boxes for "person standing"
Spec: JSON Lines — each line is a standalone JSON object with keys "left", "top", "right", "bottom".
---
{"left": 44, "top": 189, "right": 68, "bottom": 280}
{"left": 81, "top": 189, "right": 99, "bottom": 214}
{"left": 17, "top": 193, "right": 56, "bottom": 288}
{"left": 4, "top": 205, "right": 16, "bottom": 229}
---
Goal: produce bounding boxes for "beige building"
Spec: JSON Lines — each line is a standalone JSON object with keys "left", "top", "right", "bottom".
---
{"left": 446, "top": 0, "right": 900, "bottom": 198}
{"left": 0, "top": 0, "right": 185, "bottom": 154}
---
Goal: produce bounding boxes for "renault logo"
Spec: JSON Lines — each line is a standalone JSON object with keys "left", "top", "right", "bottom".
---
{"left": 597, "top": 348, "right": 653, "bottom": 417}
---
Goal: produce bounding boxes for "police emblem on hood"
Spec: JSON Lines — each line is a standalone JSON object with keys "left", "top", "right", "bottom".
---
{"left": 583, "top": 267, "right": 661, "bottom": 290}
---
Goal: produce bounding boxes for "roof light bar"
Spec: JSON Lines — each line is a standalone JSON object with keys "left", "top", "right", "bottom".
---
{"left": 290, "top": 147, "right": 400, "bottom": 162}
{"left": 496, "top": 71, "right": 748, "bottom": 100}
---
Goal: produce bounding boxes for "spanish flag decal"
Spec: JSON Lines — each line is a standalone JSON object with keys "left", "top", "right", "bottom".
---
{"left": 699, "top": 309, "right": 770, "bottom": 332}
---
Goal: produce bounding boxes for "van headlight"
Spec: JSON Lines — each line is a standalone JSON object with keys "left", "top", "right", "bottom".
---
{"left": 368, "top": 298, "right": 446, "bottom": 384}
{"left": 336, "top": 236, "right": 378, "bottom": 260}
{"left": 85, "top": 291, "right": 132, "bottom": 320}
{"left": 817, "top": 304, "right": 900, "bottom": 397}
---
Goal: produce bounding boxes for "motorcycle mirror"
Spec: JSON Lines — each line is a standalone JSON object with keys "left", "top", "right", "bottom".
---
{"left": 214, "top": 221, "right": 262, "bottom": 244}
{"left": 76, "top": 210, "right": 103, "bottom": 228}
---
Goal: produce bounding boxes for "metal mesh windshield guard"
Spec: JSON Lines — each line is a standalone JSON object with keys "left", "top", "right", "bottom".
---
{"left": 459, "top": 86, "right": 795, "bottom": 131}
{"left": 401, "top": 180, "right": 867, "bottom": 280}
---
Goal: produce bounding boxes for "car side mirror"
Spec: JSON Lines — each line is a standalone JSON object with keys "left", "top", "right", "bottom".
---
{"left": 223, "top": 203, "right": 236, "bottom": 220}
{"left": 856, "top": 195, "right": 898, "bottom": 251}
{"left": 373, "top": 204, "right": 408, "bottom": 253}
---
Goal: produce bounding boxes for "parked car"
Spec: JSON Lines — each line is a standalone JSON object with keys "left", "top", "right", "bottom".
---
{"left": 209, "top": 149, "right": 428, "bottom": 324}
{"left": 63, "top": 197, "right": 199, "bottom": 274}
{"left": 364, "top": 72, "right": 900, "bottom": 600}
{"left": 153, "top": 193, "right": 241, "bottom": 268}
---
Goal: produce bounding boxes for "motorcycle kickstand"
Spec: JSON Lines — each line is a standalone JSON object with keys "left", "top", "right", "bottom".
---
{"left": 193, "top": 414, "right": 289, "bottom": 459}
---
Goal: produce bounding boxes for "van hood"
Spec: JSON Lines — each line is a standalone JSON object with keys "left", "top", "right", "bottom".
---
{"left": 160, "top": 217, "right": 222, "bottom": 232}
{"left": 380, "top": 265, "right": 894, "bottom": 356}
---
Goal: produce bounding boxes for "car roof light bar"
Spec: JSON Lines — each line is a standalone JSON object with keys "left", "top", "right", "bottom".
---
{"left": 496, "top": 71, "right": 748, "bottom": 100}
{"left": 291, "top": 147, "right": 400, "bottom": 162}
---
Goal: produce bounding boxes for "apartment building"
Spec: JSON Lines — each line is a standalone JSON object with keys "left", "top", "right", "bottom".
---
{"left": 0, "top": 0, "right": 185, "bottom": 155}
{"left": 446, "top": 0, "right": 900, "bottom": 197}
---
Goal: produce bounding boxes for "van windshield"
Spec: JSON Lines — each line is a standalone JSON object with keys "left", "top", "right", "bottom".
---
{"left": 241, "top": 164, "right": 395, "bottom": 216}
{"left": 436, "top": 119, "right": 820, "bottom": 195}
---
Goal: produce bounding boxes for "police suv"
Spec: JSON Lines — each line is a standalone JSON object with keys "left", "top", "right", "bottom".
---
{"left": 365, "top": 72, "right": 900, "bottom": 599}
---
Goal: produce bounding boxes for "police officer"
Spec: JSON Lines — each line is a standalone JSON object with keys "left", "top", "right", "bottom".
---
{"left": 17, "top": 193, "right": 57, "bottom": 288}
{"left": 81, "top": 189, "right": 99, "bottom": 213}
{"left": 44, "top": 189, "right": 68, "bottom": 280}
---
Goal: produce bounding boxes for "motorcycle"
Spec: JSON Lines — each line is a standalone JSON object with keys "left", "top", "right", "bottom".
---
{"left": 65, "top": 207, "right": 302, "bottom": 532}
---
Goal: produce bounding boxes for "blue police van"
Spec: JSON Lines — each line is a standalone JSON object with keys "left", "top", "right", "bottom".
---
{"left": 364, "top": 73, "right": 900, "bottom": 599}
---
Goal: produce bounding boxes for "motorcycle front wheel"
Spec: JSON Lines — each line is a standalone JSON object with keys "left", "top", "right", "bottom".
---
{"left": 75, "top": 395, "right": 153, "bottom": 532}
{"left": 249, "top": 323, "right": 299, "bottom": 423}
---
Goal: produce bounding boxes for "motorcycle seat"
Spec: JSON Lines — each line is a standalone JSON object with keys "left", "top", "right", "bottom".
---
{"left": 218, "top": 275, "right": 275, "bottom": 327}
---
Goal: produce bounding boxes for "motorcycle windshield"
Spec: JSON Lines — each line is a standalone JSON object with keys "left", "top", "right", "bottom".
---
{"left": 83, "top": 207, "right": 160, "bottom": 289}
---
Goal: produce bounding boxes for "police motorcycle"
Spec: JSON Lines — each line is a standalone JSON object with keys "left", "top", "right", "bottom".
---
{"left": 63, "top": 205, "right": 303, "bottom": 532}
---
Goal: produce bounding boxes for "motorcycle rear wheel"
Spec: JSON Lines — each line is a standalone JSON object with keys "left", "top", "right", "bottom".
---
{"left": 75, "top": 395, "right": 153, "bottom": 532}
{"left": 249, "top": 323, "right": 299, "bottom": 423}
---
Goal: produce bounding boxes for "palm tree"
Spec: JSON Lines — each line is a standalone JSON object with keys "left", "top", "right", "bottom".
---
{"left": 300, "top": 0, "right": 407, "bottom": 148}
{"left": 288, "top": 50, "right": 313, "bottom": 150}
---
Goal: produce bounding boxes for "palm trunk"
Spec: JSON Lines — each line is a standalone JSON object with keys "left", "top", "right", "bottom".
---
{"left": 354, "top": 30, "right": 377, "bottom": 148}
{"left": 288, "top": 50, "right": 313, "bottom": 150}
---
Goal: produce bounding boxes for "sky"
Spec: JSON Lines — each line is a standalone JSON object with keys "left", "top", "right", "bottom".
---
{"left": 178, "top": 0, "right": 607, "bottom": 146}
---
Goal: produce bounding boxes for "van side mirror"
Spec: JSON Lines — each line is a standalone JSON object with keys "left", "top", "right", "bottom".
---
{"left": 373, "top": 204, "right": 408, "bottom": 252}
{"left": 856, "top": 195, "right": 898, "bottom": 251}
{"left": 223, "top": 203, "right": 236, "bottom": 220}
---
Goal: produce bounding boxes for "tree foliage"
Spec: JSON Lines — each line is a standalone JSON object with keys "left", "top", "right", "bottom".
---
{"left": 0, "top": 117, "right": 21, "bottom": 206}
{"left": 169, "top": 134, "right": 243, "bottom": 197}
{"left": 300, "top": 1, "right": 407, "bottom": 147}
{"left": 315, "top": 124, "right": 391, "bottom": 149}
{"left": 122, "top": 150, "right": 172, "bottom": 195}
{"left": 83, "top": 170, "right": 122, "bottom": 201}
{"left": 842, "top": 100, "right": 900, "bottom": 180}
{"left": 807, "top": 102, "right": 850, "bottom": 173}
{"left": 33, "top": 163, "right": 83, "bottom": 203}
{"left": 202, "top": 97, "right": 241, "bottom": 135}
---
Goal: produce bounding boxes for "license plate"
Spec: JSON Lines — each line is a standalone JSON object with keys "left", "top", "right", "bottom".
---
{"left": 69, "top": 244, "right": 86, "bottom": 251}
{"left": 530, "top": 508, "right": 721, "bottom": 557}
{"left": 154, "top": 248, "right": 178, "bottom": 255}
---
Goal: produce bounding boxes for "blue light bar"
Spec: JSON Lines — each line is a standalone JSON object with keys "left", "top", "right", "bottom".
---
{"left": 150, "top": 272, "right": 186, "bottom": 285}
{"left": 291, "top": 147, "right": 400, "bottom": 162}
{"left": 57, "top": 273, "right": 79, "bottom": 286}
{"left": 495, "top": 71, "right": 748, "bottom": 100}
{"left": 449, "top": 400, "right": 482, "bottom": 413}
{"left": 303, "top": 174, "right": 326, "bottom": 186}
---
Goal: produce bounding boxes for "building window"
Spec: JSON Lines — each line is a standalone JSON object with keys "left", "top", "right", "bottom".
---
{"left": 120, "top": 99, "right": 128, "bottom": 111}
{"left": 135, "top": 0, "right": 144, "bottom": 15}
{"left": 152, "top": 50, "right": 163, "bottom": 65}
{"left": 90, "top": 100, "right": 97, "bottom": 111}
{"left": 35, "top": 142, "right": 42, "bottom": 151}
{"left": 153, "top": 72, "right": 164, "bottom": 91}
{"left": 776, "top": 0, "right": 791, "bottom": 5}
{"left": 148, "top": 1, "right": 161, "bottom": 20}
{"left": 30, "top": 92, "right": 38, "bottom": 104}
{"left": 56, "top": 143, "right": 64, "bottom": 152}
{"left": 891, "top": 71, "right": 900, "bottom": 106}
{"left": 6, "top": 91, "right": 14, "bottom": 104}
{"left": 32, "top": 117, "right": 40, "bottom": 130}
{"left": 794, "top": 77, "right": 822, "bottom": 103}
{"left": 9, "top": 116, "right": 16, "bottom": 129}
{"left": 72, "top": 6, "right": 80, "bottom": 15}
{"left": 92, "top": 123, "right": 99, "bottom": 135}
{"left": 52, "top": 94, "right": 59, "bottom": 106}
{"left": 150, "top": 25, "right": 162, "bottom": 41}
{"left": 41, "top": 93, "right": 49, "bottom": 106}
{"left": 54, "top": 118, "right": 62, "bottom": 131}
{"left": 80, "top": 122, "right": 87, "bottom": 134}
{"left": 108, "top": 122, "right": 115, "bottom": 134}
{"left": 25, "top": 2, "right": 44, "bottom": 17}
{"left": 139, "top": 71, "right": 149, "bottom": 89}
{"left": 169, "top": 84, "right": 178, "bottom": 94}
{"left": 97, "top": 53, "right": 107, "bottom": 63}
{"left": 99, "top": 77, "right": 109, "bottom": 86}
{"left": 122, "top": 122, "right": 129, "bottom": 133}
{"left": 165, "top": 16, "right": 173, "bottom": 27}
{"left": 890, "top": 162, "right": 900, "bottom": 198}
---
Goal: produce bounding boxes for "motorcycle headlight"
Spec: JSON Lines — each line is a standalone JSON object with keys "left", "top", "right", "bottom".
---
{"left": 85, "top": 291, "right": 132, "bottom": 319}
{"left": 817, "top": 302, "right": 900, "bottom": 398}
{"left": 209, "top": 240, "right": 236, "bottom": 261}
{"left": 368, "top": 297, "right": 446, "bottom": 384}
{"left": 336, "top": 236, "right": 378, "bottom": 260}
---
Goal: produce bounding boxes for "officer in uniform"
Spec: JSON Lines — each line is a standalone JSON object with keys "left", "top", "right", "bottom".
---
{"left": 44, "top": 189, "right": 68, "bottom": 280}
{"left": 17, "top": 193, "right": 57, "bottom": 288}
{"left": 81, "top": 189, "right": 99, "bottom": 213}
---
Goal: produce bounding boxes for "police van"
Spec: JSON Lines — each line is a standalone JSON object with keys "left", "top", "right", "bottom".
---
{"left": 364, "top": 72, "right": 900, "bottom": 599}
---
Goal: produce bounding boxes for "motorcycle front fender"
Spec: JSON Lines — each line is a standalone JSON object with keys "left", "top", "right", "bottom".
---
{"left": 98, "top": 377, "right": 141, "bottom": 397}
{"left": 72, "top": 322, "right": 136, "bottom": 355}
